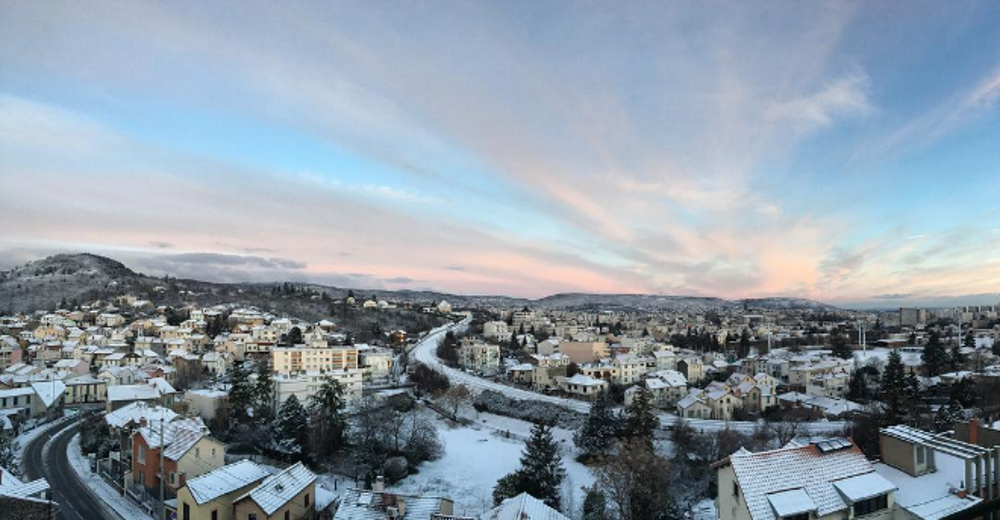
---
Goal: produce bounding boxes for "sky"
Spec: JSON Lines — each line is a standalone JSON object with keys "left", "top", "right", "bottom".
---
{"left": 1, "top": 1, "right": 999, "bottom": 308}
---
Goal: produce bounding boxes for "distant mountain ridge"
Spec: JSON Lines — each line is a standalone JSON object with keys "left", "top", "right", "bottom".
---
{"left": 0, "top": 253, "right": 841, "bottom": 314}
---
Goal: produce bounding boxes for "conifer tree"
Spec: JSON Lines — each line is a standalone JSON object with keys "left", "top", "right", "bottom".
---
{"left": 275, "top": 394, "right": 309, "bottom": 455}
{"left": 623, "top": 387, "right": 657, "bottom": 443}
{"left": 228, "top": 362, "right": 255, "bottom": 424}
{"left": 574, "top": 390, "right": 620, "bottom": 459}
{"left": 254, "top": 362, "right": 275, "bottom": 424}
{"left": 881, "top": 350, "right": 907, "bottom": 423}
{"left": 831, "top": 333, "right": 852, "bottom": 360}
{"left": 493, "top": 422, "right": 566, "bottom": 509}
{"left": 0, "top": 429, "right": 18, "bottom": 474}
{"left": 582, "top": 485, "right": 609, "bottom": 520}
{"left": 309, "top": 377, "right": 347, "bottom": 456}
{"left": 923, "top": 330, "right": 948, "bottom": 377}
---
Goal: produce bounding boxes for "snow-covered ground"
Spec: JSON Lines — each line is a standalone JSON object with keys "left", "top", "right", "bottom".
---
{"left": 388, "top": 411, "right": 595, "bottom": 518}
{"left": 67, "top": 433, "right": 155, "bottom": 520}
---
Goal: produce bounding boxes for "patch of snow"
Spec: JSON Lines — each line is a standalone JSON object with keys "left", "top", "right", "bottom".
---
{"left": 387, "top": 412, "right": 594, "bottom": 518}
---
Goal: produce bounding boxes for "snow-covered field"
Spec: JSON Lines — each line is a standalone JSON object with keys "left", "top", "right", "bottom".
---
{"left": 388, "top": 411, "right": 595, "bottom": 518}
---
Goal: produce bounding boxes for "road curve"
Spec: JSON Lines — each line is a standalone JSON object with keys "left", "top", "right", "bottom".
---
{"left": 412, "top": 317, "right": 847, "bottom": 434}
{"left": 23, "top": 416, "right": 116, "bottom": 520}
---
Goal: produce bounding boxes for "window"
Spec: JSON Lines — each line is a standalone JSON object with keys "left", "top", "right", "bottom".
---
{"left": 854, "top": 494, "right": 889, "bottom": 516}
{"left": 195, "top": 447, "right": 200, "bottom": 458}
{"left": 210, "top": 510, "right": 217, "bottom": 520}
{"left": 916, "top": 446, "right": 925, "bottom": 465}
{"left": 183, "top": 503, "right": 191, "bottom": 520}
{"left": 284, "top": 512, "right": 290, "bottom": 520}
{"left": 138, "top": 444, "right": 146, "bottom": 464}
{"left": 783, "top": 514, "right": 809, "bottom": 520}
{"left": 733, "top": 482, "right": 740, "bottom": 498}
{"left": 305, "top": 493, "right": 310, "bottom": 507}
{"left": 248, "top": 515, "right": 257, "bottom": 520}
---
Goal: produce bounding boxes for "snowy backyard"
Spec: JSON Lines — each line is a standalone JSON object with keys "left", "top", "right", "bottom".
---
{"left": 388, "top": 409, "right": 596, "bottom": 517}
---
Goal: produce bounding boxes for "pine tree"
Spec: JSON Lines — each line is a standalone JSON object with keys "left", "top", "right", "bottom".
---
{"left": 0, "top": 429, "right": 18, "bottom": 473}
{"left": 286, "top": 326, "right": 303, "bottom": 346}
{"left": 623, "top": 387, "right": 657, "bottom": 442}
{"left": 950, "top": 341, "right": 966, "bottom": 370}
{"left": 574, "top": 390, "right": 619, "bottom": 459}
{"left": 308, "top": 377, "right": 347, "bottom": 457}
{"left": 582, "top": 485, "right": 609, "bottom": 520}
{"left": 493, "top": 422, "right": 566, "bottom": 509}
{"left": 228, "top": 362, "right": 255, "bottom": 424}
{"left": 881, "top": 350, "right": 907, "bottom": 423}
{"left": 254, "top": 362, "right": 275, "bottom": 424}
{"left": 964, "top": 331, "right": 976, "bottom": 350}
{"left": 275, "top": 394, "right": 309, "bottom": 455}
{"left": 831, "top": 333, "right": 852, "bottom": 360}
{"left": 923, "top": 330, "right": 948, "bottom": 377}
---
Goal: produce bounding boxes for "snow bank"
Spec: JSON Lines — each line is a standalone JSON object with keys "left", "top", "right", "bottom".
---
{"left": 67, "top": 433, "right": 155, "bottom": 520}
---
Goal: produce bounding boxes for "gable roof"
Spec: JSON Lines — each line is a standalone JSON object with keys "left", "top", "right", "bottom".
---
{"left": 722, "top": 441, "right": 889, "bottom": 520}
{"left": 235, "top": 461, "right": 316, "bottom": 515}
{"left": 483, "top": 492, "right": 570, "bottom": 520}
{"left": 185, "top": 460, "right": 271, "bottom": 505}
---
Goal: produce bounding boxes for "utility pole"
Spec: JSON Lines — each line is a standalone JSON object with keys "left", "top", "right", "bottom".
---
{"left": 158, "top": 414, "right": 165, "bottom": 520}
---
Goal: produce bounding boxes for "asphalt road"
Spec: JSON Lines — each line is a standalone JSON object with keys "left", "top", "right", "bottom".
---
{"left": 23, "top": 416, "right": 116, "bottom": 520}
{"left": 413, "top": 317, "right": 847, "bottom": 433}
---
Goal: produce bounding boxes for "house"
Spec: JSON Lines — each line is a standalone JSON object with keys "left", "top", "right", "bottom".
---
{"left": 458, "top": 340, "right": 500, "bottom": 374}
{"left": 714, "top": 438, "right": 898, "bottom": 520}
{"left": 875, "top": 425, "right": 986, "bottom": 520}
{"left": 555, "top": 374, "right": 608, "bottom": 398}
{"left": 559, "top": 341, "right": 608, "bottom": 364}
{"left": 131, "top": 417, "right": 226, "bottom": 499}
{"left": 63, "top": 375, "right": 106, "bottom": 404}
{"left": 0, "top": 467, "right": 54, "bottom": 520}
{"left": 676, "top": 390, "right": 712, "bottom": 419}
{"left": 232, "top": 462, "right": 317, "bottom": 520}
{"left": 677, "top": 357, "right": 704, "bottom": 382}
{"left": 482, "top": 492, "right": 570, "bottom": 520}
{"left": 334, "top": 479, "right": 460, "bottom": 520}
{"left": 173, "top": 460, "right": 272, "bottom": 520}
{"left": 626, "top": 369, "right": 687, "bottom": 408}
{"left": 106, "top": 384, "right": 161, "bottom": 412}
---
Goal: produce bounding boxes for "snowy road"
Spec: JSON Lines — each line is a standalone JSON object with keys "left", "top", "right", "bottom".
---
{"left": 412, "top": 317, "right": 848, "bottom": 434}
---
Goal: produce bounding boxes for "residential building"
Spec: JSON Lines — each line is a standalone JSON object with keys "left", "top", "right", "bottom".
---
{"left": 173, "top": 460, "right": 271, "bottom": 520}
{"left": 232, "top": 462, "right": 317, "bottom": 520}
{"left": 271, "top": 346, "right": 358, "bottom": 374}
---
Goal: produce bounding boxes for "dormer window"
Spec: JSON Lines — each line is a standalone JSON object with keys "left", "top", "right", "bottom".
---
{"left": 853, "top": 494, "right": 888, "bottom": 517}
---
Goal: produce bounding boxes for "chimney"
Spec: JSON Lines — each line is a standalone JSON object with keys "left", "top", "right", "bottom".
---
{"left": 374, "top": 475, "right": 385, "bottom": 493}
{"left": 971, "top": 419, "right": 980, "bottom": 446}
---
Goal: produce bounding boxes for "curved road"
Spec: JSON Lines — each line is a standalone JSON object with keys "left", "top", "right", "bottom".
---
{"left": 414, "top": 317, "right": 847, "bottom": 433}
{"left": 23, "top": 416, "right": 115, "bottom": 520}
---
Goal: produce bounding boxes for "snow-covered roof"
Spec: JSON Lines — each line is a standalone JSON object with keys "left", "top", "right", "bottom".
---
{"left": 30, "top": 380, "right": 66, "bottom": 407}
{"left": 562, "top": 374, "right": 606, "bottom": 386}
{"left": 722, "top": 441, "right": 878, "bottom": 520}
{"left": 105, "top": 402, "right": 178, "bottom": 429}
{"left": 107, "top": 384, "right": 160, "bottom": 402}
{"left": 483, "top": 492, "right": 570, "bottom": 520}
{"left": 333, "top": 489, "right": 454, "bottom": 520}
{"left": 766, "top": 488, "right": 816, "bottom": 517}
{"left": 185, "top": 460, "right": 271, "bottom": 505}
{"left": 833, "top": 472, "right": 897, "bottom": 502}
{"left": 0, "top": 468, "right": 49, "bottom": 500}
{"left": 235, "top": 462, "right": 316, "bottom": 516}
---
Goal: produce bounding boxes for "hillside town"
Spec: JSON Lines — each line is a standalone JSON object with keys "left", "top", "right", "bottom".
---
{"left": 1, "top": 270, "right": 1000, "bottom": 520}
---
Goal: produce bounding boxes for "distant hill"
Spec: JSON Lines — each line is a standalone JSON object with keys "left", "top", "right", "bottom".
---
{"left": 0, "top": 253, "right": 841, "bottom": 315}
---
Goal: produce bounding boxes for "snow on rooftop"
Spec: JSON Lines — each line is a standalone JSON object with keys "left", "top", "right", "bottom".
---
{"left": 767, "top": 488, "right": 816, "bottom": 517}
{"left": 29, "top": 380, "right": 66, "bottom": 407}
{"left": 483, "top": 492, "right": 570, "bottom": 520}
{"left": 186, "top": 460, "right": 271, "bottom": 505}
{"left": 236, "top": 461, "right": 316, "bottom": 516}
{"left": 832, "top": 471, "right": 897, "bottom": 502}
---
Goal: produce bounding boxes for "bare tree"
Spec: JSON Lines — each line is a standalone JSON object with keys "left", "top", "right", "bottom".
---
{"left": 439, "top": 384, "right": 472, "bottom": 420}
{"left": 594, "top": 439, "right": 677, "bottom": 520}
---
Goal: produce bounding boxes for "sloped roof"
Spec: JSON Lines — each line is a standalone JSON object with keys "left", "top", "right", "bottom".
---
{"left": 30, "top": 380, "right": 66, "bottom": 407}
{"left": 724, "top": 442, "right": 877, "bottom": 520}
{"left": 235, "top": 461, "right": 316, "bottom": 516}
{"left": 483, "top": 492, "right": 570, "bottom": 520}
{"left": 105, "top": 402, "right": 178, "bottom": 429}
{"left": 185, "top": 460, "right": 271, "bottom": 505}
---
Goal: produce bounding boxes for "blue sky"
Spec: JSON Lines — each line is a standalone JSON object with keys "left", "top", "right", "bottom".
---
{"left": 1, "top": 1, "right": 999, "bottom": 306}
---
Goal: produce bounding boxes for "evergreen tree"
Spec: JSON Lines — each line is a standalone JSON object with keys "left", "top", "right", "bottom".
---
{"left": 0, "top": 429, "right": 18, "bottom": 473}
{"left": 847, "top": 367, "right": 867, "bottom": 401}
{"left": 881, "top": 350, "right": 907, "bottom": 423}
{"left": 582, "top": 485, "right": 609, "bottom": 520}
{"left": 228, "top": 362, "right": 255, "bottom": 424}
{"left": 574, "top": 390, "right": 620, "bottom": 459}
{"left": 286, "top": 326, "right": 303, "bottom": 346}
{"left": 493, "top": 422, "right": 565, "bottom": 509}
{"left": 738, "top": 329, "right": 751, "bottom": 359}
{"left": 949, "top": 376, "right": 974, "bottom": 408}
{"left": 923, "top": 330, "right": 948, "bottom": 377}
{"left": 254, "top": 362, "right": 275, "bottom": 424}
{"left": 308, "top": 377, "right": 347, "bottom": 456}
{"left": 623, "top": 387, "right": 657, "bottom": 443}
{"left": 950, "top": 341, "right": 966, "bottom": 370}
{"left": 964, "top": 331, "right": 976, "bottom": 350}
{"left": 831, "top": 333, "right": 852, "bottom": 360}
{"left": 275, "top": 394, "right": 309, "bottom": 456}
